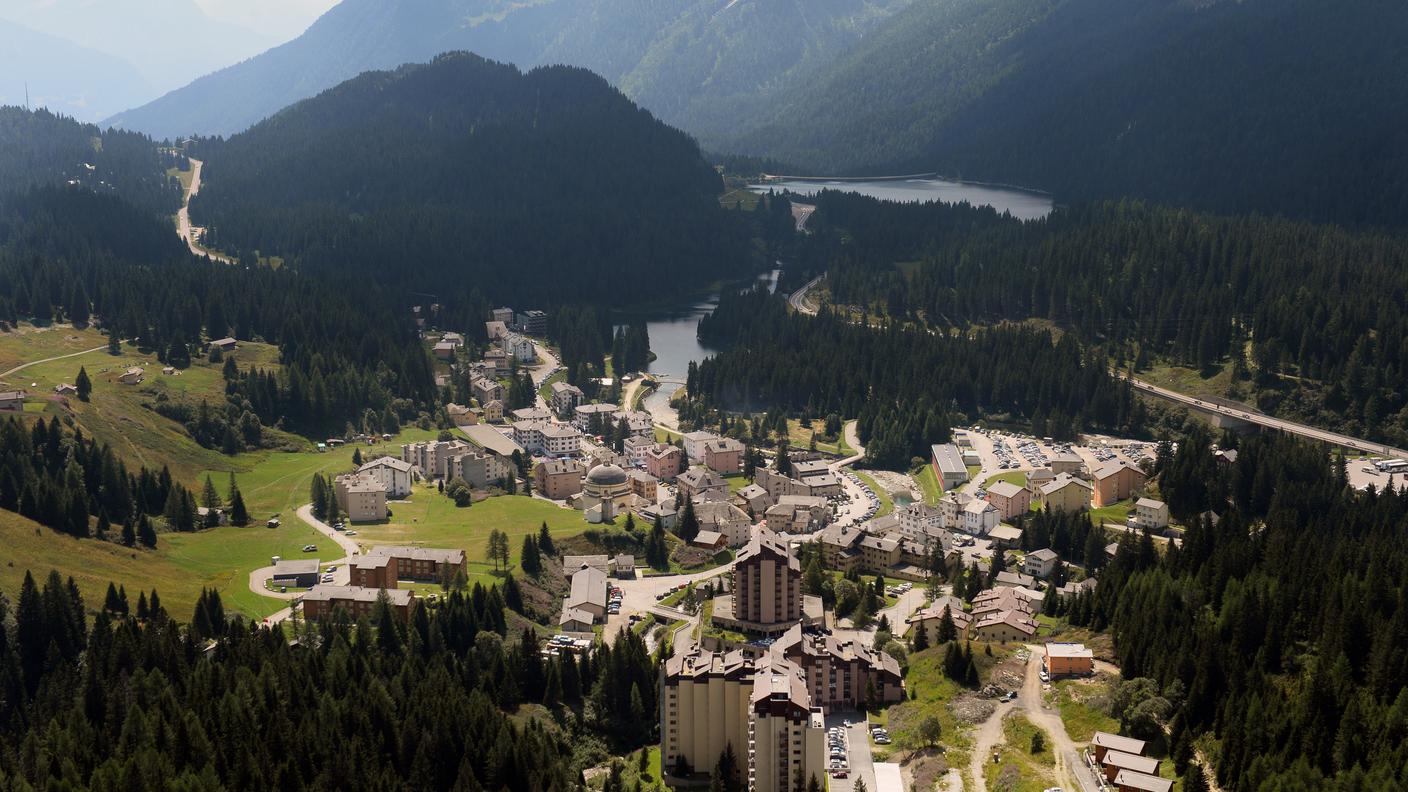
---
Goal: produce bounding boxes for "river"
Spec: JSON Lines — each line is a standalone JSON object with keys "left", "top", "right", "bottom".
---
{"left": 750, "top": 176, "right": 1052, "bottom": 221}
{"left": 635, "top": 269, "right": 779, "bottom": 425}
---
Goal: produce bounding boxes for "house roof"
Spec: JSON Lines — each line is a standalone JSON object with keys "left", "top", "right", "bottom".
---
{"left": 989, "top": 525, "right": 1023, "bottom": 542}
{"left": 737, "top": 527, "right": 799, "bottom": 571}
{"left": 302, "top": 585, "right": 413, "bottom": 606}
{"left": 273, "top": 559, "right": 320, "bottom": 576}
{"left": 1103, "top": 749, "right": 1160, "bottom": 772}
{"left": 568, "top": 565, "right": 608, "bottom": 610}
{"left": 1094, "top": 460, "right": 1141, "bottom": 480}
{"left": 538, "top": 458, "right": 584, "bottom": 476}
{"left": 459, "top": 424, "right": 523, "bottom": 457}
{"left": 964, "top": 500, "right": 996, "bottom": 515}
{"left": 931, "top": 443, "right": 966, "bottom": 475}
{"left": 1041, "top": 473, "right": 1093, "bottom": 495}
{"left": 360, "top": 456, "right": 412, "bottom": 473}
{"left": 1027, "top": 548, "right": 1058, "bottom": 562}
{"left": 692, "top": 530, "right": 724, "bottom": 547}
{"left": 1091, "top": 731, "right": 1147, "bottom": 755}
{"left": 1045, "top": 642, "right": 1092, "bottom": 659}
{"left": 987, "top": 481, "right": 1026, "bottom": 499}
{"left": 368, "top": 546, "right": 466, "bottom": 565}
{"left": 559, "top": 606, "right": 595, "bottom": 627}
{"left": 1112, "top": 770, "right": 1171, "bottom": 792}
{"left": 1135, "top": 498, "right": 1165, "bottom": 509}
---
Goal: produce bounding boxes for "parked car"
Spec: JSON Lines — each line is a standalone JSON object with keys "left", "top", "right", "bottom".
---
{"left": 302, "top": 544, "right": 317, "bottom": 552}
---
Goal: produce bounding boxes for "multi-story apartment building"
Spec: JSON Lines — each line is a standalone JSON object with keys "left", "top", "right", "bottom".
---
{"left": 732, "top": 529, "right": 802, "bottom": 630}
{"left": 702, "top": 437, "right": 745, "bottom": 475}
{"left": 643, "top": 443, "right": 685, "bottom": 481}
{"left": 550, "top": 381, "right": 584, "bottom": 417}
{"left": 401, "top": 439, "right": 473, "bottom": 479}
{"left": 349, "top": 555, "right": 397, "bottom": 589}
{"left": 333, "top": 473, "right": 387, "bottom": 522}
{"left": 301, "top": 586, "right": 413, "bottom": 621}
{"left": 985, "top": 480, "right": 1031, "bottom": 521}
{"left": 535, "top": 458, "right": 585, "bottom": 500}
{"left": 660, "top": 649, "right": 825, "bottom": 792}
{"left": 366, "top": 546, "right": 467, "bottom": 583}
{"left": 447, "top": 449, "right": 515, "bottom": 489}
{"left": 773, "top": 624, "right": 905, "bottom": 711}
{"left": 357, "top": 456, "right": 413, "bottom": 498}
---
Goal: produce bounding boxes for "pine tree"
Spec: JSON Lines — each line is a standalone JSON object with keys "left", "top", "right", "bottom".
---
{"left": 352, "top": 448, "right": 363, "bottom": 467}
{"left": 201, "top": 475, "right": 221, "bottom": 509}
{"left": 521, "top": 535, "right": 542, "bottom": 577}
{"left": 311, "top": 475, "right": 328, "bottom": 520}
{"left": 138, "top": 515, "right": 158, "bottom": 548}
{"left": 503, "top": 573, "right": 523, "bottom": 613}
{"left": 537, "top": 522, "right": 556, "bottom": 556}
{"left": 75, "top": 367, "right": 91, "bottom": 402}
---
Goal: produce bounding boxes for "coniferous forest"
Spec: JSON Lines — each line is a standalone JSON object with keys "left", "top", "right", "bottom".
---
{"left": 690, "top": 287, "right": 1143, "bottom": 468}
{"left": 188, "top": 52, "right": 755, "bottom": 310}
{"left": 1064, "top": 432, "right": 1408, "bottom": 790}
{"left": 0, "top": 570, "right": 659, "bottom": 790}
{"left": 798, "top": 191, "right": 1408, "bottom": 446}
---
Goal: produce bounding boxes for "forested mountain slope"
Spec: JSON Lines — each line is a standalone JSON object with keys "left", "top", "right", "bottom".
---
{"left": 726, "top": 0, "right": 1408, "bottom": 226}
{"left": 802, "top": 192, "right": 1408, "bottom": 447}
{"left": 107, "top": 0, "right": 913, "bottom": 143}
{"left": 0, "top": 107, "right": 181, "bottom": 214}
{"left": 188, "top": 52, "right": 752, "bottom": 307}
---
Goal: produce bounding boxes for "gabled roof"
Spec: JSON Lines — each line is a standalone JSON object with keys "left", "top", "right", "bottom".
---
{"left": 1091, "top": 731, "right": 1147, "bottom": 755}
{"left": 360, "top": 456, "right": 412, "bottom": 473}
{"left": 1135, "top": 498, "right": 1165, "bottom": 509}
{"left": 987, "top": 481, "right": 1026, "bottom": 499}
{"left": 1112, "top": 770, "right": 1172, "bottom": 792}
{"left": 736, "top": 527, "right": 799, "bottom": 571}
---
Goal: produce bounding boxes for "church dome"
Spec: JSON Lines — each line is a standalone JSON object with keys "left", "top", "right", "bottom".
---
{"left": 586, "top": 464, "right": 628, "bottom": 487}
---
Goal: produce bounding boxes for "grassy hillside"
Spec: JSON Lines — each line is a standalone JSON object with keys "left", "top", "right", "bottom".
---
{"left": 0, "top": 324, "right": 287, "bottom": 482}
{"left": 0, "top": 510, "right": 201, "bottom": 619}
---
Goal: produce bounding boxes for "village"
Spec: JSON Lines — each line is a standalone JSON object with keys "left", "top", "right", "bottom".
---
{"left": 217, "top": 304, "right": 1207, "bottom": 792}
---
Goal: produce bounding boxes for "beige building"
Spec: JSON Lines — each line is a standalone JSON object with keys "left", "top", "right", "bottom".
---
{"left": 702, "top": 437, "right": 745, "bottom": 475}
{"left": 334, "top": 473, "right": 388, "bottom": 522}
{"left": 733, "top": 528, "right": 802, "bottom": 629}
{"left": 773, "top": 624, "right": 905, "bottom": 711}
{"left": 986, "top": 480, "right": 1031, "bottom": 520}
{"left": 1092, "top": 460, "right": 1147, "bottom": 507}
{"left": 535, "top": 458, "right": 585, "bottom": 500}
{"left": 357, "top": 456, "right": 413, "bottom": 498}
{"left": 971, "top": 609, "right": 1039, "bottom": 643}
{"left": 660, "top": 650, "right": 825, "bottom": 792}
{"left": 678, "top": 466, "right": 729, "bottom": 502}
{"left": 1039, "top": 473, "right": 1093, "bottom": 513}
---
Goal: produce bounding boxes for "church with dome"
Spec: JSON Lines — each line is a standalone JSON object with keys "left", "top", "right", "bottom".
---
{"left": 578, "top": 463, "right": 635, "bottom": 523}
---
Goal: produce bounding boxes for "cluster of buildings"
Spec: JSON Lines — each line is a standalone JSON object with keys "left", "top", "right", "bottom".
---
{"left": 661, "top": 528, "right": 903, "bottom": 790}
{"left": 332, "top": 456, "right": 415, "bottom": 522}
{"left": 293, "top": 546, "right": 467, "bottom": 622}
{"left": 1089, "top": 732, "right": 1171, "bottom": 792}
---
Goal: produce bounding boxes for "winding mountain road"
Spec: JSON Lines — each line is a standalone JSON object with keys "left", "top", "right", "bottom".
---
{"left": 175, "top": 158, "right": 233, "bottom": 264}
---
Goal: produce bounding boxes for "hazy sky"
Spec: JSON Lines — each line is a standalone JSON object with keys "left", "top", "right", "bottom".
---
{"left": 193, "top": 0, "right": 340, "bottom": 40}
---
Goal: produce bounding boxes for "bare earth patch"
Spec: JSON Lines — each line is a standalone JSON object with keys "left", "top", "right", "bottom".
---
{"left": 950, "top": 694, "right": 997, "bottom": 724}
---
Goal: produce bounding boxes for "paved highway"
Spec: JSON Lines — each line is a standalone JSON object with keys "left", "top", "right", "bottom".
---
{"left": 175, "top": 158, "right": 234, "bottom": 264}
{"left": 1121, "top": 374, "right": 1408, "bottom": 457}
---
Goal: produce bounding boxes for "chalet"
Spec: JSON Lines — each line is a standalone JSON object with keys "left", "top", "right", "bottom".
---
{"left": 1090, "top": 732, "right": 1147, "bottom": 764}
{"left": 118, "top": 367, "right": 144, "bottom": 385}
{"left": 211, "top": 337, "right": 238, "bottom": 353}
{"left": 677, "top": 466, "right": 728, "bottom": 502}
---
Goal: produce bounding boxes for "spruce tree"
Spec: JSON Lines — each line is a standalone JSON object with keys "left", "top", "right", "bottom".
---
{"left": 75, "top": 367, "right": 91, "bottom": 402}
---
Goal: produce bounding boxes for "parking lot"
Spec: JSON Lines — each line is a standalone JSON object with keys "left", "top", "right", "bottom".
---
{"left": 824, "top": 713, "right": 882, "bottom": 792}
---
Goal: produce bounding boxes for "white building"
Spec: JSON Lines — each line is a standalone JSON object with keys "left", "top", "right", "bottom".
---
{"left": 1131, "top": 498, "right": 1170, "bottom": 531}
{"left": 357, "top": 456, "right": 414, "bottom": 498}
{"left": 961, "top": 499, "right": 999, "bottom": 536}
{"left": 683, "top": 430, "right": 721, "bottom": 462}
